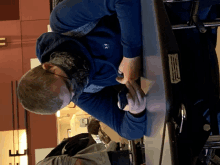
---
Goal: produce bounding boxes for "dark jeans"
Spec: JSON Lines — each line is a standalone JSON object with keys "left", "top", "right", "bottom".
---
{"left": 107, "top": 150, "right": 130, "bottom": 165}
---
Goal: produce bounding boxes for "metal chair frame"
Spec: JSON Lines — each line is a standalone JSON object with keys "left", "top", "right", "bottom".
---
{"left": 162, "top": 1, "right": 220, "bottom": 165}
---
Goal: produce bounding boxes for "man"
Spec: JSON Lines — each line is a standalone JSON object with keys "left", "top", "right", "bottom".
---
{"left": 36, "top": 132, "right": 129, "bottom": 165}
{"left": 17, "top": 0, "right": 147, "bottom": 140}
{"left": 87, "top": 117, "right": 112, "bottom": 145}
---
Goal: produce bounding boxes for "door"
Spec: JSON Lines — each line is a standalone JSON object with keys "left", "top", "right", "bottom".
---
{"left": 0, "top": 42, "right": 23, "bottom": 131}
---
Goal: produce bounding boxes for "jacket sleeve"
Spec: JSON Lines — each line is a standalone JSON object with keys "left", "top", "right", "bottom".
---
{"left": 36, "top": 144, "right": 112, "bottom": 165}
{"left": 36, "top": 155, "right": 78, "bottom": 165}
{"left": 50, "top": 0, "right": 143, "bottom": 58}
{"left": 75, "top": 86, "right": 147, "bottom": 140}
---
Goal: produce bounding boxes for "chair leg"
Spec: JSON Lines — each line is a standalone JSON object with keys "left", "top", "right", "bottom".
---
{"left": 128, "top": 139, "right": 145, "bottom": 165}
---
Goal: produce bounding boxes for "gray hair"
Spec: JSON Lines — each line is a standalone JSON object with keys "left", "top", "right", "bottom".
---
{"left": 17, "top": 65, "right": 63, "bottom": 115}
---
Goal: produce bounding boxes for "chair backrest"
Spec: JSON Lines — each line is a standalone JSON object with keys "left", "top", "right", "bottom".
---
{"left": 163, "top": 0, "right": 220, "bottom": 30}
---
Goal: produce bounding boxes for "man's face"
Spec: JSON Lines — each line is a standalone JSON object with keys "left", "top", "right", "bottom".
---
{"left": 42, "top": 63, "right": 75, "bottom": 109}
{"left": 59, "top": 82, "right": 73, "bottom": 109}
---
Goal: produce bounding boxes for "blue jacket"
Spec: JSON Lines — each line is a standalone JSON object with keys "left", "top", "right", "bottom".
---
{"left": 36, "top": 0, "right": 145, "bottom": 140}
{"left": 36, "top": 0, "right": 218, "bottom": 140}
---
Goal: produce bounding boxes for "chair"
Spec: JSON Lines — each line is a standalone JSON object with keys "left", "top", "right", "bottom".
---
{"left": 115, "top": 138, "right": 145, "bottom": 165}
{"left": 156, "top": 1, "right": 220, "bottom": 165}
{"left": 165, "top": 0, "right": 220, "bottom": 31}
{"left": 140, "top": 0, "right": 220, "bottom": 164}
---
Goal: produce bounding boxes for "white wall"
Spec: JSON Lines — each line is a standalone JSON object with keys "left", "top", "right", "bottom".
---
{"left": 35, "top": 148, "right": 54, "bottom": 164}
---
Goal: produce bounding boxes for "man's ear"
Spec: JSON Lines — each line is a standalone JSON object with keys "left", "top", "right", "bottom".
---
{"left": 42, "top": 63, "right": 68, "bottom": 77}
{"left": 42, "top": 62, "right": 54, "bottom": 71}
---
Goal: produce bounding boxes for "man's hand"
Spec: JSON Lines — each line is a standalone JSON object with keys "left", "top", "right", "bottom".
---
{"left": 116, "top": 56, "right": 141, "bottom": 84}
{"left": 124, "top": 81, "right": 147, "bottom": 115}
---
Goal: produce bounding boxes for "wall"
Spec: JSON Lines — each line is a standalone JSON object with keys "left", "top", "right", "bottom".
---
{"left": 59, "top": 123, "right": 71, "bottom": 142}
{"left": 70, "top": 112, "right": 91, "bottom": 137}
{"left": 56, "top": 105, "right": 82, "bottom": 144}
{"left": 0, "top": 129, "right": 27, "bottom": 165}
{"left": 35, "top": 148, "right": 54, "bottom": 164}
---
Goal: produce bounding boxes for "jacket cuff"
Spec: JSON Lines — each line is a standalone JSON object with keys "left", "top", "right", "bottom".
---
{"left": 126, "top": 109, "right": 146, "bottom": 123}
{"left": 123, "top": 45, "right": 143, "bottom": 58}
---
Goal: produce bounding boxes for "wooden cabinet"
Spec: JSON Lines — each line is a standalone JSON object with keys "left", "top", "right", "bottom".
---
{"left": 21, "top": 19, "right": 49, "bottom": 72}
{"left": 19, "top": 0, "right": 50, "bottom": 21}
{"left": 0, "top": 43, "right": 23, "bottom": 81}
{"left": 0, "top": 43, "right": 25, "bottom": 131}
{"left": 0, "top": 20, "right": 21, "bottom": 43}
{"left": 0, "top": 20, "right": 25, "bottom": 131}
{"left": 0, "top": 0, "right": 19, "bottom": 21}
{"left": 21, "top": 20, "right": 49, "bottom": 43}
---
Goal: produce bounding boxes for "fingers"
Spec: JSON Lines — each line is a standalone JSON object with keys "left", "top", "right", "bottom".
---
{"left": 130, "top": 80, "right": 145, "bottom": 98}
{"left": 116, "top": 77, "right": 127, "bottom": 84}
{"left": 117, "top": 101, "right": 129, "bottom": 111}
{"left": 125, "top": 81, "right": 137, "bottom": 102}
{"left": 116, "top": 77, "right": 139, "bottom": 85}
{"left": 125, "top": 81, "right": 147, "bottom": 114}
{"left": 126, "top": 93, "right": 134, "bottom": 110}
{"left": 126, "top": 81, "right": 146, "bottom": 107}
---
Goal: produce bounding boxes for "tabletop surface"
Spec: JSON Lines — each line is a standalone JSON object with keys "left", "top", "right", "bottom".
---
{"left": 141, "top": 0, "right": 172, "bottom": 164}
